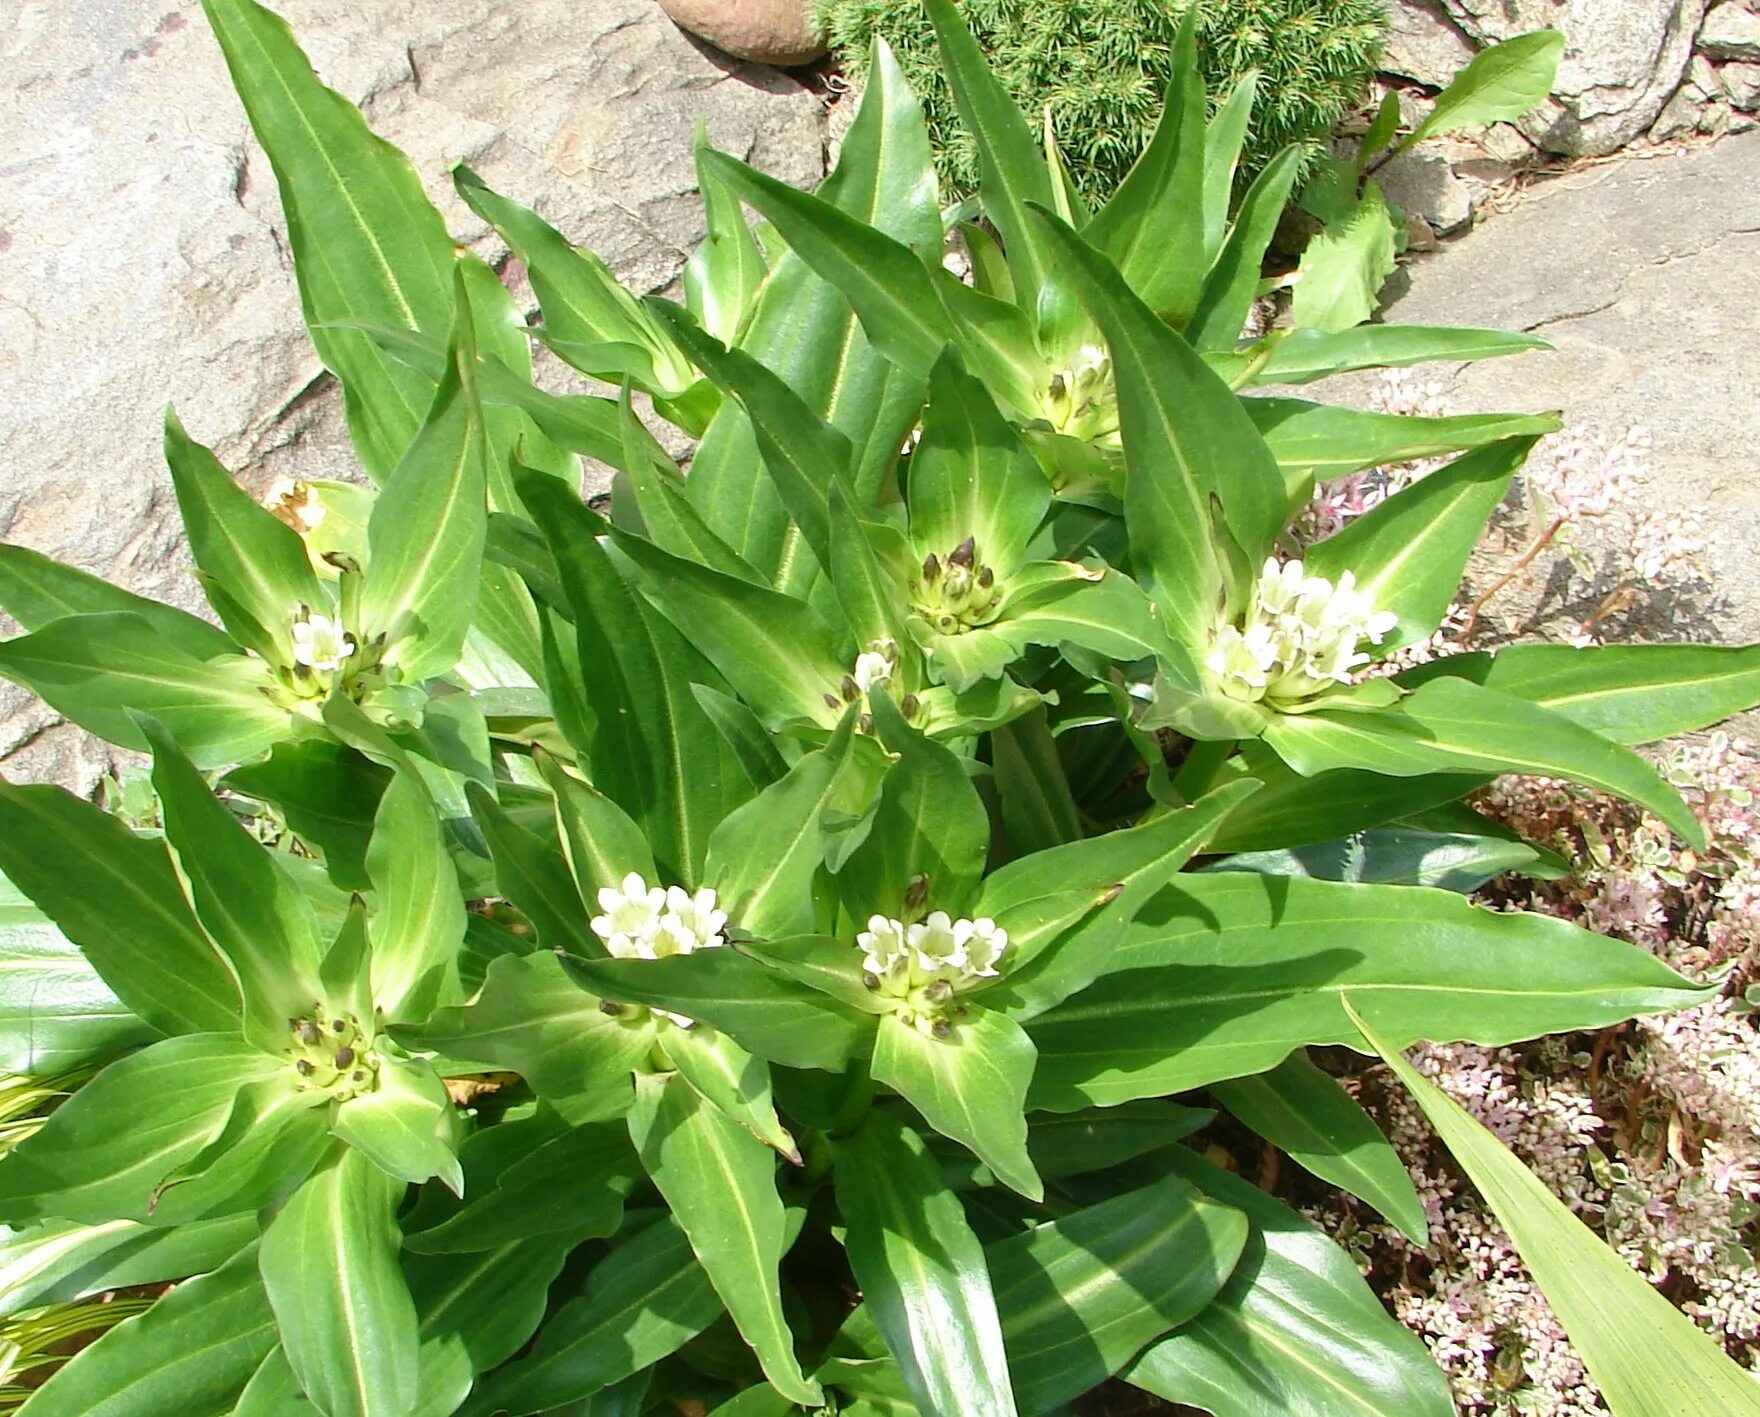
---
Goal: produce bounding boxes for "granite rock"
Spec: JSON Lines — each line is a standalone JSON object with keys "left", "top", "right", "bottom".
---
{"left": 654, "top": 0, "right": 826, "bottom": 66}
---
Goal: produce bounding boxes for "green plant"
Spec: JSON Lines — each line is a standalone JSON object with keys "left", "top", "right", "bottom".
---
{"left": 0, "top": 2, "right": 1756, "bottom": 1415}
{"left": 815, "top": 0, "right": 1386, "bottom": 202}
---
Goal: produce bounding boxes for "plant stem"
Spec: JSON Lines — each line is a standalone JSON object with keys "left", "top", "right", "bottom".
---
{"left": 1455, "top": 513, "right": 1569, "bottom": 643}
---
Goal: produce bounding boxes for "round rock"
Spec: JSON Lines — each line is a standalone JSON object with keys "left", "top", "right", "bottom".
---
{"left": 653, "top": 0, "right": 826, "bottom": 66}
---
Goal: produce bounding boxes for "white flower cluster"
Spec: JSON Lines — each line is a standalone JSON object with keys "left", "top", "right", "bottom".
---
{"left": 589, "top": 872, "right": 728, "bottom": 1027}
{"left": 290, "top": 611, "right": 355, "bottom": 675}
{"left": 856, "top": 910, "right": 1007, "bottom": 1037}
{"left": 1208, "top": 558, "right": 1397, "bottom": 705}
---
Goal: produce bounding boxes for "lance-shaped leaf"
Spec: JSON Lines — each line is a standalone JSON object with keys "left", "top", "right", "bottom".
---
{"left": 332, "top": 1052, "right": 461, "bottom": 1190}
{"left": 842, "top": 693, "right": 990, "bottom": 922}
{"left": 1261, "top": 676, "right": 1707, "bottom": 849}
{"left": 464, "top": 780, "right": 598, "bottom": 960}
{"left": 660, "top": 1022, "right": 798, "bottom": 1160}
{"left": 398, "top": 952, "right": 652, "bottom": 1124}
{"left": 1303, "top": 435, "right": 1539, "bottom": 651}
{"left": 685, "top": 121, "right": 767, "bottom": 345}
{"left": 1026, "top": 209, "right": 1285, "bottom": 654}
{"left": 260, "top": 1145, "right": 419, "bottom": 1417}
{"left": 991, "top": 706, "right": 1082, "bottom": 856}
{"left": 1084, "top": 8, "right": 1205, "bottom": 323}
{"left": 0, "top": 901, "right": 149, "bottom": 1076}
{"left": 1409, "top": 642, "right": 1760, "bottom": 746}
{"left": 14, "top": 1242, "right": 277, "bottom": 1416}
{"left": 1253, "top": 324, "right": 1550, "bottom": 385}
{"left": 1186, "top": 146, "right": 1302, "bottom": 352}
{"left": 833, "top": 1111, "right": 1017, "bottom": 1417}
{"left": 564, "top": 949, "right": 869, "bottom": 1074}
{"left": 356, "top": 279, "right": 487, "bottom": 681}
{"left": 1291, "top": 177, "right": 1398, "bottom": 334}
{"left": 405, "top": 1233, "right": 581, "bottom": 1393}
{"left": 922, "top": 0, "right": 1053, "bottom": 310}
{"left": 0, "top": 613, "right": 285, "bottom": 770}
{"left": 203, "top": 0, "right": 567, "bottom": 498}
{"left": 609, "top": 525, "right": 848, "bottom": 728}
{"left": 463, "top": 1214, "right": 722, "bottom": 1417}
{"left": 872, "top": 1007, "right": 1040, "bottom": 1202}
{"left": 0, "top": 543, "right": 237, "bottom": 660}
{"left": 627, "top": 1073, "right": 821, "bottom": 1407}
{"left": 909, "top": 352, "right": 1050, "bottom": 582}
{"left": 0, "top": 1213, "right": 255, "bottom": 1319}
{"left": 519, "top": 467, "right": 751, "bottom": 883}
{"left": 1200, "top": 73, "right": 1257, "bottom": 257}
{"left": 1204, "top": 822, "right": 1558, "bottom": 895}
{"left": 162, "top": 410, "right": 324, "bottom": 665}
{"left": 1349, "top": 999, "right": 1760, "bottom": 1417}
{"left": 1212, "top": 1049, "right": 1427, "bottom": 1244}
{"left": 1027, "top": 871, "right": 1715, "bottom": 1111}
{"left": 0, "top": 1034, "right": 277, "bottom": 1225}
{"left": 364, "top": 770, "right": 464, "bottom": 1020}
{"left": 1244, "top": 396, "right": 1559, "bottom": 497}
{"left": 538, "top": 751, "right": 656, "bottom": 906}
{"left": 991, "top": 1173, "right": 1248, "bottom": 1413}
{"left": 1120, "top": 1145, "right": 1454, "bottom": 1417}
{"left": 1404, "top": 30, "right": 1564, "bottom": 147}
{"left": 226, "top": 739, "right": 390, "bottom": 893}
{"left": 706, "top": 720, "right": 857, "bottom": 939}
{"left": 0, "top": 783, "right": 239, "bottom": 1039}
{"left": 142, "top": 717, "right": 323, "bottom": 1044}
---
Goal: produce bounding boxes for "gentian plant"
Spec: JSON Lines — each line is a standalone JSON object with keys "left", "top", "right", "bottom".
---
{"left": 1, "top": 3, "right": 1759, "bottom": 1416}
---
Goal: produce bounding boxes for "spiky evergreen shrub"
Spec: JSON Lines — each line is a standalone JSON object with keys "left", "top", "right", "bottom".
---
{"left": 814, "top": 0, "right": 1386, "bottom": 201}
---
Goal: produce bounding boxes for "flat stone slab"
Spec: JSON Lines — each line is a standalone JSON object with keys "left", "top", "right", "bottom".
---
{"left": 1340, "top": 134, "right": 1760, "bottom": 656}
{"left": 0, "top": 0, "right": 823, "bottom": 788}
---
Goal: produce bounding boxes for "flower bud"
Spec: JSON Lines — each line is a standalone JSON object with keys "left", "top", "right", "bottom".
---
{"left": 923, "top": 552, "right": 940, "bottom": 582}
{"left": 599, "top": 999, "right": 625, "bottom": 1017}
{"left": 334, "top": 1046, "right": 355, "bottom": 1069}
{"left": 931, "top": 1016, "right": 953, "bottom": 1039}
{"left": 949, "top": 536, "right": 976, "bottom": 569}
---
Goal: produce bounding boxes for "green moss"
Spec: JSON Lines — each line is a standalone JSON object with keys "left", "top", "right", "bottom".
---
{"left": 814, "top": 0, "right": 1387, "bottom": 202}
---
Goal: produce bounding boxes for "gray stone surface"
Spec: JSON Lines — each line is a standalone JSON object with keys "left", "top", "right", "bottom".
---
{"left": 0, "top": 0, "right": 824, "bottom": 788}
{"left": 1390, "top": 0, "right": 1709, "bottom": 155}
{"left": 1702, "top": 1, "right": 1760, "bottom": 61}
{"left": 1376, "top": 145, "right": 1476, "bottom": 235}
{"left": 1381, "top": 0, "right": 1479, "bottom": 87}
{"left": 1332, "top": 134, "right": 1760, "bottom": 651}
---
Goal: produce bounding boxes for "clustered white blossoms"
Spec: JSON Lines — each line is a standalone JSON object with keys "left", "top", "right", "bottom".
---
{"left": 856, "top": 910, "right": 1007, "bottom": 1037}
{"left": 1208, "top": 557, "right": 1397, "bottom": 705}
{"left": 289, "top": 611, "right": 355, "bottom": 675}
{"left": 589, "top": 872, "right": 728, "bottom": 1027}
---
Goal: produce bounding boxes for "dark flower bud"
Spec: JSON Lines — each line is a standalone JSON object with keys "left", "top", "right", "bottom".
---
{"left": 841, "top": 675, "right": 861, "bottom": 703}
{"left": 352, "top": 1070, "right": 367, "bottom": 1084}
{"left": 862, "top": 970, "right": 881, "bottom": 991}
{"left": 923, "top": 552, "right": 940, "bottom": 582}
{"left": 823, "top": 693, "right": 842, "bottom": 712}
{"left": 949, "top": 536, "right": 976, "bottom": 569}
{"left": 904, "top": 875, "right": 930, "bottom": 911}
{"left": 899, "top": 693, "right": 920, "bottom": 720}
{"left": 332, "top": 1018, "right": 347, "bottom": 1033}
{"left": 334, "top": 1046, "right": 355, "bottom": 1069}
{"left": 931, "top": 1017, "right": 953, "bottom": 1040}
{"left": 296, "top": 1058, "right": 313, "bottom": 1077}
{"left": 857, "top": 713, "right": 874, "bottom": 735}
{"left": 1048, "top": 373, "right": 1067, "bottom": 399}
{"left": 599, "top": 999, "right": 624, "bottom": 1017}
{"left": 977, "top": 566, "right": 994, "bottom": 589}
{"left": 295, "top": 1021, "right": 322, "bottom": 1047}
{"left": 923, "top": 979, "right": 953, "bottom": 1004}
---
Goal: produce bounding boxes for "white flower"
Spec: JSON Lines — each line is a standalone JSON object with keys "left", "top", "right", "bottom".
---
{"left": 265, "top": 477, "right": 327, "bottom": 534}
{"left": 1209, "top": 557, "right": 1397, "bottom": 706}
{"left": 289, "top": 612, "right": 355, "bottom": 673}
{"left": 588, "top": 873, "right": 727, "bottom": 1025}
{"left": 590, "top": 871, "right": 667, "bottom": 957}
{"left": 852, "top": 649, "right": 895, "bottom": 695}
{"left": 857, "top": 911, "right": 1010, "bottom": 1036}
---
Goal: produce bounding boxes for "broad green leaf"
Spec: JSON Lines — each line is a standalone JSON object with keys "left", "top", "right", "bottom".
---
{"left": 1201, "top": 73, "right": 1258, "bottom": 258}
{"left": 1121, "top": 1145, "right": 1454, "bottom": 1417}
{"left": 1028, "top": 872, "right": 1714, "bottom": 1110}
{"left": 0, "top": 543, "right": 236, "bottom": 661}
{"left": 1186, "top": 146, "right": 1301, "bottom": 352}
{"left": 1016, "top": 1099, "right": 1215, "bottom": 1182}
{"left": 1252, "top": 325, "right": 1550, "bottom": 385}
{"left": 0, "top": 1213, "right": 255, "bottom": 1319}
{"left": 922, "top": 0, "right": 1053, "bottom": 310}
{"left": 842, "top": 695, "right": 991, "bottom": 921}
{"left": 260, "top": 1146, "right": 419, "bottom": 1417}
{"left": 1244, "top": 396, "right": 1559, "bottom": 496}
{"left": 332, "top": 1053, "right": 461, "bottom": 1190}
{"left": 610, "top": 526, "right": 848, "bottom": 728}
{"left": 0, "top": 1034, "right": 275, "bottom": 1225}
{"left": 834, "top": 1111, "right": 1016, "bottom": 1417}
{"left": 397, "top": 952, "right": 652, "bottom": 1124}
{"left": 991, "top": 1173, "right": 1248, "bottom": 1413}
{"left": 143, "top": 717, "right": 323, "bottom": 1043}
{"left": 465, "top": 779, "right": 599, "bottom": 959}
{"left": 463, "top": 1215, "right": 722, "bottom": 1417}
{"left": 519, "top": 468, "right": 751, "bottom": 883}
{"left": 1204, "top": 822, "right": 1555, "bottom": 894}
{"left": 706, "top": 724, "right": 856, "bottom": 938}
{"left": 1304, "top": 435, "right": 1539, "bottom": 650}
{"left": 1085, "top": 9, "right": 1205, "bottom": 323}
{"left": 356, "top": 285, "right": 488, "bottom": 681}
{"left": 1291, "top": 179, "right": 1398, "bottom": 334}
{"left": 627, "top": 1073, "right": 821, "bottom": 1407}
{"left": 1405, "top": 30, "right": 1565, "bottom": 147}
{"left": 661, "top": 1023, "right": 798, "bottom": 1160}
{"left": 0, "top": 905, "right": 149, "bottom": 1074}
{"left": 407, "top": 1230, "right": 583, "bottom": 1382}
{"left": 872, "top": 1007, "right": 1040, "bottom": 1201}
{"left": 1416, "top": 642, "right": 1760, "bottom": 745}
{"left": 365, "top": 771, "right": 464, "bottom": 1019}
{"left": 0, "top": 613, "right": 285, "bottom": 770}
{"left": 991, "top": 706, "right": 1082, "bottom": 856}
{"left": 1262, "top": 677, "right": 1706, "bottom": 849}
{"left": 0, "top": 783, "right": 239, "bottom": 1038}
{"left": 828, "top": 479, "right": 917, "bottom": 654}
{"left": 1350, "top": 1000, "right": 1760, "bottom": 1417}
{"left": 1212, "top": 1049, "right": 1427, "bottom": 1243}
{"left": 563, "top": 949, "right": 869, "bottom": 1074}
{"left": 404, "top": 1120, "right": 632, "bottom": 1254}
{"left": 908, "top": 352, "right": 1050, "bottom": 581}
{"left": 693, "top": 684, "right": 791, "bottom": 789}
{"left": 162, "top": 410, "right": 323, "bottom": 665}
{"left": 538, "top": 752, "right": 656, "bottom": 907}
{"left": 684, "top": 122, "right": 767, "bottom": 345}
{"left": 15, "top": 1243, "right": 276, "bottom": 1417}
{"left": 1026, "top": 210, "right": 1284, "bottom": 656}
{"left": 229, "top": 1349, "right": 315, "bottom": 1416}
{"left": 226, "top": 739, "right": 390, "bottom": 893}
